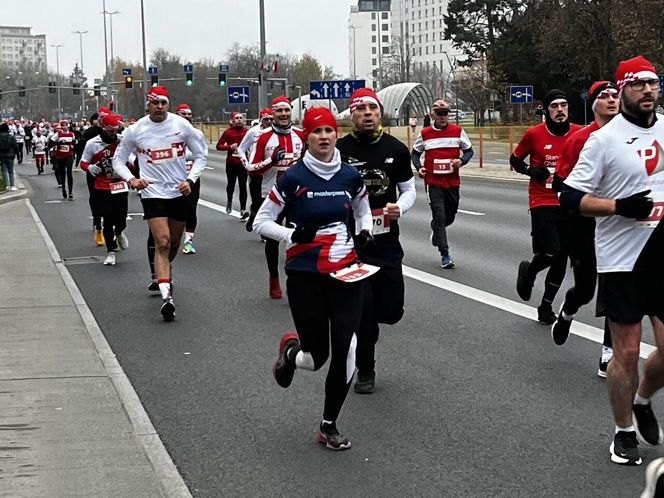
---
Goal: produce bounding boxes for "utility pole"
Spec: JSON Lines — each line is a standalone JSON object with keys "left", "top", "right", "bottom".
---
{"left": 140, "top": 0, "right": 148, "bottom": 106}
{"left": 102, "top": 0, "right": 110, "bottom": 105}
{"left": 73, "top": 30, "right": 88, "bottom": 119}
{"left": 258, "top": 0, "right": 268, "bottom": 110}
{"left": 51, "top": 44, "right": 63, "bottom": 119}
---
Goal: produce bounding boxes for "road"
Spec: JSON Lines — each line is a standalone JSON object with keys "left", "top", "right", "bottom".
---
{"left": 22, "top": 150, "right": 659, "bottom": 497}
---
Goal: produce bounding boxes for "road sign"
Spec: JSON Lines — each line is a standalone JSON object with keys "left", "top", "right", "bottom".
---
{"left": 309, "top": 79, "right": 366, "bottom": 100}
{"left": 227, "top": 86, "right": 250, "bottom": 104}
{"left": 183, "top": 64, "right": 193, "bottom": 73}
{"left": 219, "top": 64, "right": 229, "bottom": 73}
{"left": 580, "top": 88, "right": 589, "bottom": 101}
{"left": 122, "top": 68, "right": 132, "bottom": 76}
{"left": 148, "top": 66, "right": 158, "bottom": 75}
{"left": 659, "top": 74, "right": 664, "bottom": 95}
{"left": 509, "top": 85, "right": 534, "bottom": 104}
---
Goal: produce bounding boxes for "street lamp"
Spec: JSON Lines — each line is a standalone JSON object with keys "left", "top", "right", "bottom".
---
{"left": 102, "top": 0, "right": 110, "bottom": 104}
{"left": 50, "top": 43, "right": 63, "bottom": 119}
{"left": 102, "top": 10, "right": 120, "bottom": 62}
{"left": 350, "top": 26, "right": 357, "bottom": 79}
{"left": 73, "top": 30, "right": 88, "bottom": 118}
{"left": 443, "top": 51, "right": 459, "bottom": 124}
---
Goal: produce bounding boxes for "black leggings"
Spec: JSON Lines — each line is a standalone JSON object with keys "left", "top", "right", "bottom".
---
{"left": 87, "top": 172, "right": 102, "bottom": 230}
{"left": 249, "top": 176, "right": 263, "bottom": 212}
{"left": 103, "top": 212, "right": 127, "bottom": 252}
{"left": 226, "top": 163, "right": 248, "bottom": 210}
{"left": 266, "top": 210, "right": 285, "bottom": 279}
{"left": 55, "top": 156, "right": 74, "bottom": 194}
{"left": 185, "top": 180, "right": 201, "bottom": 232}
{"left": 15, "top": 143, "right": 23, "bottom": 163}
{"left": 287, "top": 271, "right": 364, "bottom": 421}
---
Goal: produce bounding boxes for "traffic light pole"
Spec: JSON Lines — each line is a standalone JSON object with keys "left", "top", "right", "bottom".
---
{"left": 140, "top": 0, "right": 148, "bottom": 103}
{"left": 258, "top": 0, "right": 268, "bottom": 110}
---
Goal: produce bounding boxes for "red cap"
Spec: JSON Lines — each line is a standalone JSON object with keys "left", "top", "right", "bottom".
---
{"left": 259, "top": 108, "right": 273, "bottom": 119}
{"left": 349, "top": 87, "right": 382, "bottom": 113}
{"left": 176, "top": 103, "right": 191, "bottom": 113}
{"left": 614, "top": 56, "right": 658, "bottom": 92}
{"left": 271, "top": 95, "right": 291, "bottom": 110}
{"left": 97, "top": 106, "right": 111, "bottom": 117}
{"left": 101, "top": 114, "right": 122, "bottom": 128}
{"left": 231, "top": 112, "right": 243, "bottom": 119}
{"left": 302, "top": 107, "right": 338, "bottom": 142}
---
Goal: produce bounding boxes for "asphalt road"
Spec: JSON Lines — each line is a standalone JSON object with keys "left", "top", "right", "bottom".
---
{"left": 22, "top": 150, "right": 660, "bottom": 497}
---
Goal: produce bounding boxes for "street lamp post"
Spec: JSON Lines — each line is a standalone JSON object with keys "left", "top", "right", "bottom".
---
{"left": 73, "top": 30, "right": 88, "bottom": 119}
{"left": 104, "top": 11, "right": 120, "bottom": 62}
{"left": 140, "top": 0, "right": 148, "bottom": 108}
{"left": 258, "top": 0, "right": 268, "bottom": 111}
{"left": 350, "top": 26, "right": 357, "bottom": 79}
{"left": 51, "top": 44, "right": 63, "bottom": 119}
{"left": 444, "top": 51, "right": 459, "bottom": 125}
{"left": 102, "top": 0, "right": 110, "bottom": 105}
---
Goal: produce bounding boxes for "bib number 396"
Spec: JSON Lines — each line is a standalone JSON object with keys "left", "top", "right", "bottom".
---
{"left": 149, "top": 147, "right": 175, "bottom": 164}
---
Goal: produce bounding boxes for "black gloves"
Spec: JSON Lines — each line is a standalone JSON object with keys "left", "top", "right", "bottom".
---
{"left": 291, "top": 221, "right": 319, "bottom": 244}
{"left": 615, "top": 190, "right": 654, "bottom": 219}
{"left": 551, "top": 173, "right": 565, "bottom": 192}
{"left": 355, "top": 230, "right": 374, "bottom": 249}
{"left": 526, "top": 166, "right": 551, "bottom": 182}
{"left": 271, "top": 147, "right": 286, "bottom": 164}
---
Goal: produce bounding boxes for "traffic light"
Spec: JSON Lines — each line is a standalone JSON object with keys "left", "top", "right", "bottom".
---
{"left": 94, "top": 84, "right": 101, "bottom": 96}
{"left": 18, "top": 86, "right": 26, "bottom": 97}
{"left": 218, "top": 73, "right": 227, "bottom": 87}
{"left": 125, "top": 75, "right": 133, "bottom": 89}
{"left": 73, "top": 83, "right": 80, "bottom": 95}
{"left": 150, "top": 74, "right": 159, "bottom": 87}
{"left": 185, "top": 72, "right": 193, "bottom": 86}
{"left": 48, "top": 81, "right": 56, "bottom": 93}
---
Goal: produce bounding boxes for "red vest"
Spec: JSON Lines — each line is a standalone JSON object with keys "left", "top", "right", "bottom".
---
{"left": 54, "top": 130, "right": 75, "bottom": 159}
{"left": 419, "top": 124, "right": 470, "bottom": 188}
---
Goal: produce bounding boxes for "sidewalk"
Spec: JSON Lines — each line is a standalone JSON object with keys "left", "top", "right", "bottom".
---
{"left": 0, "top": 189, "right": 191, "bottom": 497}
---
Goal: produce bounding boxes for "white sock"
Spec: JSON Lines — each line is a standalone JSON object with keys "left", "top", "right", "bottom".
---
{"left": 616, "top": 425, "right": 636, "bottom": 434}
{"left": 634, "top": 394, "right": 651, "bottom": 406}
{"left": 184, "top": 231, "right": 194, "bottom": 243}
{"left": 158, "top": 281, "right": 171, "bottom": 300}
{"left": 602, "top": 346, "right": 614, "bottom": 362}
{"left": 561, "top": 311, "right": 575, "bottom": 322}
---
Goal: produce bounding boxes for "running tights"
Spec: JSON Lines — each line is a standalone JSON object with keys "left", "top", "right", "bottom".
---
{"left": 55, "top": 156, "right": 74, "bottom": 195}
{"left": 527, "top": 252, "right": 567, "bottom": 305}
{"left": 226, "top": 163, "right": 247, "bottom": 211}
{"left": 103, "top": 212, "right": 127, "bottom": 252}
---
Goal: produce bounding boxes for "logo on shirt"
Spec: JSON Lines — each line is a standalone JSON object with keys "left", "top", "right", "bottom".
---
{"left": 543, "top": 144, "right": 552, "bottom": 150}
{"left": 384, "top": 157, "right": 394, "bottom": 164}
{"left": 638, "top": 140, "right": 664, "bottom": 176}
{"left": 360, "top": 169, "right": 389, "bottom": 197}
{"left": 626, "top": 137, "right": 639, "bottom": 144}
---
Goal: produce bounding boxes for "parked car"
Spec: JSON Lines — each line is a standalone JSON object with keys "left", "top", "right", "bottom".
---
{"left": 449, "top": 109, "right": 466, "bottom": 119}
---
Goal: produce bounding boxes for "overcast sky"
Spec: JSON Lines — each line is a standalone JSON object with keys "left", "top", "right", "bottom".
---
{"left": 5, "top": 0, "right": 357, "bottom": 80}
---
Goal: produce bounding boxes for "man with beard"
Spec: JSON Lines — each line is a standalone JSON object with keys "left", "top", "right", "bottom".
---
{"left": 82, "top": 108, "right": 111, "bottom": 245}
{"left": 216, "top": 112, "right": 249, "bottom": 217}
{"left": 336, "top": 87, "right": 416, "bottom": 394}
{"left": 511, "top": 89, "right": 583, "bottom": 324}
{"left": 562, "top": 55, "right": 664, "bottom": 466}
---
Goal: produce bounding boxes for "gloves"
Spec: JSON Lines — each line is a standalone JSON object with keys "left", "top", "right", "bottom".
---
{"left": 551, "top": 173, "right": 564, "bottom": 192}
{"left": 88, "top": 164, "right": 102, "bottom": 176}
{"left": 615, "top": 190, "right": 654, "bottom": 219}
{"left": 355, "top": 230, "right": 374, "bottom": 249}
{"left": 271, "top": 147, "right": 286, "bottom": 164}
{"left": 290, "top": 221, "right": 319, "bottom": 244}
{"left": 526, "top": 166, "right": 551, "bottom": 182}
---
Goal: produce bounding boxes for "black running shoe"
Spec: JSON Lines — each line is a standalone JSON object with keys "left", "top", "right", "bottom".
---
{"left": 147, "top": 274, "right": 159, "bottom": 293}
{"left": 551, "top": 310, "right": 572, "bottom": 345}
{"left": 273, "top": 331, "right": 299, "bottom": 388}
{"left": 516, "top": 260, "right": 535, "bottom": 301}
{"left": 354, "top": 371, "right": 376, "bottom": 394}
{"left": 245, "top": 212, "right": 256, "bottom": 232}
{"left": 634, "top": 403, "right": 664, "bottom": 446}
{"left": 316, "top": 422, "right": 352, "bottom": 451}
{"left": 610, "top": 431, "right": 642, "bottom": 465}
{"left": 240, "top": 211, "right": 250, "bottom": 221}
{"left": 537, "top": 303, "right": 557, "bottom": 325}
{"left": 160, "top": 298, "right": 175, "bottom": 321}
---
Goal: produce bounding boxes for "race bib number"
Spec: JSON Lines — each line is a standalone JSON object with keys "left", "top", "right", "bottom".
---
{"left": 371, "top": 208, "right": 391, "bottom": 235}
{"left": 545, "top": 167, "right": 555, "bottom": 189}
{"left": 149, "top": 146, "right": 176, "bottom": 164}
{"left": 637, "top": 192, "right": 664, "bottom": 228}
{"left": 432, "top": 159, "right": 453, "bottom": 175}
{"left": 59, "top": 145, "right": 70, "bottom": 153}
{"left": 330, "top": 263, "right": 380, "bottom": 283}
{"left": 109, "top": 181, "right": 129, "bottom": 194}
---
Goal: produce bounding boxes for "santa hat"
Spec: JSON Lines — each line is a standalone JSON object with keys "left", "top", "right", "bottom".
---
{"left": 231, "top": 112, "right": 244, "bottom": 119}
{"left": 349, "top": 87, "right": 382, "bottom": 114}
{"left": 431, "top": 99, "right": 450, "bottom": 110}
{"left": 175, "top": 103, "right": 191, "bottom": 114}
{"left": 259, "top": 108, "right": 273, "bottom": 119}
{"left": 97, "top": 106, "right": 111, "bottom": 118}
{"left": 302, "top": 107, "right": 337, "bottom": 142}
{"left": 60, "top": 119, "right": 69, "bottom": 126}
{"left": 615, "top": 55, "right": 658, "bottom": 93}
{"left": 101, "top": 113, "right": 122, "bottom": 128}
{"left": 589, "top": 81, "right": 617, "bottom": 111}
{"left": 129, "top": 118, "right": 137, "bottom": 124}
{"left": 146, "top": 85, "right": 169, "bottom": 103}
{"left": 271, "top": 95, "right": 291, "bottom": 110}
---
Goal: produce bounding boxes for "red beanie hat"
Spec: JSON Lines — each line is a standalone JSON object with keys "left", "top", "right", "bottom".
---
{"left": 614, "top": 55, "right": 658, "bottom": 92}
{"left": 97, "top": 106, "right": 111, "bottom": 117}
{"left": 231, "top": 111, "right": 243, "bottom": 119}
{"left": 101, "top": 113, "right": 122, "bottom": 128}
{"left": 349, "top": 87, "right": 382, "bottom": 113}
{"left": 271, "top": 95, "right": 291, "bottom": 110}
{"left": 302, "top": 107, "right": 337, "bottom": 142}
{"left": 176, "top": 103, "right": 191, "bottom": 113}
{"left": 589, "top": 81, "right": 617, "bottom": 110}
{"left": 259, "top": 107, "right": 273, "bottom": 118}
{"left": 146, "top": 85, "right": 169, "bottom": 103}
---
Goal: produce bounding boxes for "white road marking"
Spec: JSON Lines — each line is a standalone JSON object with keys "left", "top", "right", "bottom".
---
{"left": 44, "top": 200, "right": 63, "bottom": 203}
{"left": 458, "top": 209, "right": 485, "bottom": 216}
{"left": 198, "top": 199, "right": 241, "bottom": 219}
{"left": 204, "top": 166, "right": 215, "bottom": 170}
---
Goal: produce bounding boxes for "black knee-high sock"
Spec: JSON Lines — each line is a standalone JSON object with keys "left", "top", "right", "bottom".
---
{"left": 147, "top": 231, "right": 155, "bottom": 276}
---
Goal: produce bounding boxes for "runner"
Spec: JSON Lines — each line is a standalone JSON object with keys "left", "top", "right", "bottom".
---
{"left": 52, "top": 120, "right": 76, "bottom": 200}
{"left": 12, "top": 122, "right": 25, "bottom": 164}
{"left": 80, "top": 114, "right": 134, "bottom": 266}
{"left": 551, "top": 81, "right": 619, "bottom": 377}
{"left": 239, "top": 107, "right": 273, "bottom": 231}
{"left": 336, "top": 87, "right": 416, "bottom": 394}
{"left": 561, "top": 55, "right": 664, "bottom": 466}
{"left": 248, "top": 96, "right": 304, "bottom": 299}
{"left": 83, "top": 108, "right": 111, "bottom": 246}
{"left": 254, "top": 107, "right": 372, "bottom": 450}
{"left": 112, "top": 86, "right": 207, "bottom": 321}
{"left": 412, "top": 98, "right": 474, "bottom": 268}
{"left": 511, "top": 89, "right": 583, "bottom": 324}
{"left": 216, "top": 112, "right": 249, "bottom": 217}
{"left": 32, "top": 127, "right": 47, "bottom": 174}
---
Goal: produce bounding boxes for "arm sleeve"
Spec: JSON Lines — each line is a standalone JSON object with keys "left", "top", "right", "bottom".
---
{"left": 254, "top": 186, "right": 293, "bottom": 242}
{"left": 411, "top": 149, "right": 422, "bottom": 169}
{"left": 559, "top": 183, "right": 587, "bottom": 213}
{"left": 246, "top": 133, "right": 273, "bottom": 175}
{"left": 459, "top": 129, "right": 472, "bottom": 150}
{"left": 185, "top": 126, "right": 208, "bottom": 183}
{"left": 351, "top": 184, "right": 373, "bottom": 233}
{"left": 395, "top": 177, "right": 416, "bottom": 214}
{"left": 237, "top": 128, "right": 255, "bottom": 164}
{"left": 216, "top": 130, "right": 231, "bottom": 151}
{"left": 460, "top": 147, "right": 474, "bottom": 165}
{"left": 112, "top": 127, "right": 137, "bottom": 182}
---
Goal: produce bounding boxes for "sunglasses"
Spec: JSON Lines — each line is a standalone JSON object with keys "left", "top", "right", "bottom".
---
{"left": 433, "top": 109, "right": 449, "bottom": 116}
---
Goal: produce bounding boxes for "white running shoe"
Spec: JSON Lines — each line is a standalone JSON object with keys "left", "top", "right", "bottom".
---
{"left": 103, "top": 252, "right": 116, "bottom": 266}
{"left": 117, "top": 231, "right": 129, "bottom": 250}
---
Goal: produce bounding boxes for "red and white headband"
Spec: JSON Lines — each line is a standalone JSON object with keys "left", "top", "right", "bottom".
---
{"left": 349, "top": 96, "right": 380, "bottom": 113}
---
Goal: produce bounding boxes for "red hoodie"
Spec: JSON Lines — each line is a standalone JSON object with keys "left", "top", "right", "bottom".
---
{"left": 216, "top": 126, "right": 248, "bottom": 165}
{"left": 53, "top": 130, "right": 76, "bottom": 159}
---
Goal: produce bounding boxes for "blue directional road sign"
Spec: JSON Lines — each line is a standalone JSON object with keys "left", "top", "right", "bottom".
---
{"left": 659, "top": 74, "right": 664, "bottom": 95}
{"left": 219, "top": 64, "right": 229, "bottom": 73}
{"left": 122, "top": 68, "right": 132, "bottom": 76}
{"left": 183, "top": 64, "right": 193, "bottom": 73}
{"left": 227, "top": 86, "right": 250, "bottom": 104}
{"left": 309, "top": 79, "right": 366, "bottom": 100}
{"left": 148, "top": 66, "right": 158, "bottom": 75}
{"left": 510, "top": 85, "right": 534, "bottom": 104}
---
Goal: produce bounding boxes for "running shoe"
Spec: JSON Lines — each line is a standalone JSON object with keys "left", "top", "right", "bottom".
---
{"left": 116, "top": 231, "right": 129, "bottom": 250}
{"left": 354, "top": 371, "right": 376, "bottom": 394}
{"left": 640, "top": 457, "right": 664, "bottom": 498}
{"left": 316, "top": 422, "right": 352, "bottom": 451}
{"left": 68, "top": 193, "right": 74, "bottom": 201}
{"left": 160, "top": 297, "right": 176, "bottom": 322}
{"left": 597, "top": 357, "right": 609, "bottom": 378}
{"left": 182, "top": 240, "right": 196, "bottom": 254}
{"left": 94, "top": 229, "right": 105, "bottom": 246}
{"left": 10, "top": 186, "right": 18, "bottom": 191}
{"left": 551, "top": 308, "right": 573, "bottom": 345}
{"left": 610, "top": 431, "right": 642, "bottom": 465}
{"left": 633, "top": 403, "right": 664, "bottom": 446}
{"left": 269, "top": 277, "right": 282, "bottom": 299}
{"left": 537, "top": 303, "right": 557, "bottom": 325}
{"left": 240, "top": 211, "right": 250, "bottom": 222}
{"left": 273, "top": 331, "right": 299, "bottom": 388}
{"left": 62, "top": 190, "right": 67, "bottom": 199}
{"left": 440, "top": 255, "right": 455, "bottom": 269}
{"left": 225, "top": 201, "right": 232, "bottom": 214}
{"left": 245, "top": 212, "right": 256, "bottom": 232}
{"left": 516, "top": 260, "right": 535, "bottom": 301}
{"left": 103, "top": 252, "right": 116, "bottom": 266}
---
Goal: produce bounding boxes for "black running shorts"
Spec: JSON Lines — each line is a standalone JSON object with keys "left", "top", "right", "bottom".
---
{"left": 596, "top": 272, "right": 664, "bottom": 324}
{"left": 530, "top": 205, "right": 567, "bottom": 256}
{"left": 141, "top": 196, "right": 188, "bottom": 222}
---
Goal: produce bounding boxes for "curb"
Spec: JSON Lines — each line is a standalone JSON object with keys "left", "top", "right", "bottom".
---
{"left": 25, "top": 198, "right": 192, "bottom": 498}
{"left": 0, "top": 174, "right": 29, "bottom": 205}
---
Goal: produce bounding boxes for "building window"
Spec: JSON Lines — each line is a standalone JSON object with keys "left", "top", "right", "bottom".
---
{"left": 372, "top": 24, "right": 376, "bottom": 32}
{"left": 432, "top": 45, "right": 436, "bottom": 54}
{"left": 372, "top": 35, "right": 377, "bottom": 42}
{"left": 382, "top": 35, "right": 389, "bottom": 42}
{"left": 371, "top": 12, "right": 376, "bottom": 19}
{"left": 418, "top": 34, "right": 422, "bottom": 43}
{"left": 372, "top": 47, "right": 377, "bottom": 54}
{"left": 382, "top": 23, "right": 388, "bottom": 31}
{"left": 372, "top": 58, "right": 377, "bottom": 66}
{"left": 425, "top": 21, "right": 428, "bottom": 29}
{"left": 381, "top": 12, "right": 388, "bottom": 19}
{"left": 382, "top": 46, "right": 390, "bottom": 54}
{"left": 425, "top": 46, "right": 429, "bottom": 54}
{"left": 425, "top": 33, "right": 429, "bottom": 42}
{"left": 418, "top": 46, "right": 422, "bottom": 55}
